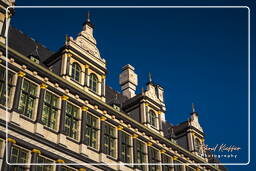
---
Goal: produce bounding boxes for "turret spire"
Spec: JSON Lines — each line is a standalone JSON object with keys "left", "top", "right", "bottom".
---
{"left": 87, "top": 11, "right": 90, "bottom": 22}
{"left": 192, "top": 103, "right": 195, "bottom": 113}
{"left": 148, "top": 72, "right": 152, "bottom": 83}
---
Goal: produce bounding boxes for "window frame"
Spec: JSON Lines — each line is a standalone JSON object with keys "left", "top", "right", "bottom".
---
{"left": 149, "top": 110, "right": 157, "bottom": 128}
{"left": 84, "top": 112, "right": 99, "bottom": 149}
{"left": 194, "top": 138, "right": 202, "bottom": 154}
{"left": 71, "top": 62, "right": 82, "bottom": 82}
{"left": 148, "top": 146, "right": 160, "bottom": 171}
{"left": 18, "top": 78, "right": 38, "bottom": 119}
{"left": 102, "top": 122, "right": 116, "bottom": 158}
{"left": 120, "top": 131, "right": 132, "bottom": 163}
{"left": 64, "top": 102, "right": 80, "bottom": 140}
{"left": 89, "top": 73, "right": 98, "bottom": 93}
{"left": 162, "top": 154, "right": 172, "bottom": 171}
{"left": 42, "top": 90, "right": 60, "bottom": 130}
{"left": 135, "top": 139, "right": 146, "bottom": 170}
{"left": 0, "top": 66, "right": 15, "bottom": 106}
{"left": 10, "top": 145, "right": 29, "bottom": 171}
{"left": 36, "top": 154, "right": 54, "bottom": 171}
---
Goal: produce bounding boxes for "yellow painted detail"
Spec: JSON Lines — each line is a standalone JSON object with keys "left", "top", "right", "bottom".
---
{"left": 173, "top": 156, "right": 178, "bottom": 161}
{"left": 7, "top": 138, "right": 16, "bottom": 144}
{"left": 100, "top": 116, "right": 107, "bottom": 121}
{"left": 61, "top": 96, "right": 69, "bottom": 101}
{"left": 84, "top": 64, "right": 89, "bottom": 69}
{"left": 81, "top": 106, "right": 89, "bottom": 111}
{"left": 147, "top": 142, "right": 153, "bottom": 146}
{"left": 32, "top": 149, "right": 41, "bottom": 154}
{"left": 160, "top": 149, "right": 166, "bottom": 154}
{"left": 18, "top": 71, "right": 26, "bottom": 77}
{"left": 117, "top": 125, "right": 123, "bottom": 131}
{"left": 40, "top": 83, "right": 48, "bottom": 89}
{"left": 132, "top": 134, "right": 138, "bottom": 139}
{"left": 56, "top": 159, "right": 65, "bottom": 163}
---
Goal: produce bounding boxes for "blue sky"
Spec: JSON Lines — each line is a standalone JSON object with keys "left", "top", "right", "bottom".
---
{"left": 10, "top": 0, "right": 255, "bottom": 170}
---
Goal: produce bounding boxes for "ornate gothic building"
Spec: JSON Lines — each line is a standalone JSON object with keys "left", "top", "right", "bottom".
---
{"left": 0, "top": 0, "right": 226, "bottom": 171}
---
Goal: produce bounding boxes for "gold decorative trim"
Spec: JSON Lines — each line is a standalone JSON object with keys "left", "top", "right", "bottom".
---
{"left": 18, "top": 71, "right": 26, "bottom": 77}
{"left": 160, "top": 149, "right": 166, "bottom": 154}
{"left": 132, "top": 134, "right": 138, "bottom": 139}
{"left": 117, "top": 125, "right": 123, "bottom": 131}
{"left": 157, "top": 111, "right": 162, "bottom": 115}
{"left": 145, "top": 103, "right": 149, "bottom": 107}
{"left": 196, "top": 168, "right": 200, "bottom": 171}
{"left": 81, "top": 106, "right": 89, "bottom": 111}
{"left": 100, "top": 116, "right": 107, "bottom": 121}
{"left": 56, "top": 159, "right": 65, "bottom": 163}
{"left": 32, "top": 149, "right": 41, "bottom": 154}
{"left": 103, "top": 110, "right": 107, "bottom": 115}
{"left": 201, "top": 138, "right": 205, "bottom": 142}
{"left": 101, "top": 75, "right": 106, "bottom": 79}
{"left": 40, "top": 83, "right": 48, "bottom": 89}
{"left": 173, "top": 156, "right": 178, "bottom": 161}
{"left": 61, "top": 96, "right": 69, "bottom": 101}
{"left": 84, "top": 64, "right": 89, "bottom": 69}
{"left": 191, "top": 132, "right": 195, "bottom": 136}
{"left": 147, "top": 142, "right": 153, "bottom": 146}
{"left": 79, "top": 169, "right": 86, "bottom": 171}
{"left": 67, "top": 53, "right": 72, "bottom": 58}
{"left": 7, "top": 138, "right": 16, "bottom": 144}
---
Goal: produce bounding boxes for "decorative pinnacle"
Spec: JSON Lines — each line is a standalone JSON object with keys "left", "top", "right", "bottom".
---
{"left": 192, "top": 103, "right": 195, "bottom": 113}
{"left": 148, "top": 72, "right": 152, "bottom": 83}
{"left": 87, "top": 11, "right": 90, "bottom": 22}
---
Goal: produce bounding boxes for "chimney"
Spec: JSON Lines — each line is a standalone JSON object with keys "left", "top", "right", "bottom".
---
{"left": 119, "top": 64, "right": 138, "bottom": 98}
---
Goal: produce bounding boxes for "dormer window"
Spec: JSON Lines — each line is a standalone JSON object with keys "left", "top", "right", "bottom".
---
{"left": 71, "top": 62, "right": 81, "bottom": 82}
{"left": 149, "top": 110, "right": 157, "bottom": 127}
{"left": 194, "top": 138, "right": 202, "bottom": 154}
{"left": 89, "top": 73, "right": 98, "bottom": 93}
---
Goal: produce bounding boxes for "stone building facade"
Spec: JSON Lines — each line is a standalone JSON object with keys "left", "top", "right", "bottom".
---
{"left": 0, "top": 1, "right": 226, "bottom": 171}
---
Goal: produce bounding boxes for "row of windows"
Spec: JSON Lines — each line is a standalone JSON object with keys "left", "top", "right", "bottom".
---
{"left": 0, "top": 139, "right": 198, "bottom": 171}
{"left": 71, "top": 62, "right": 99, "bottom": 93}
{"left": 0, "top": 67, "right": 202, "bottom": 170}
{"left": 0, "top": 141, "right": 77, "bottom": 171}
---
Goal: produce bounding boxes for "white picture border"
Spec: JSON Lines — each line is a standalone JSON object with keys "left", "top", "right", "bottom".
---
{"left": 4, "top": 6, "right": 250, "bottom": 167}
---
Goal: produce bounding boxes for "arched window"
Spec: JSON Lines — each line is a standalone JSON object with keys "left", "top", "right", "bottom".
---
{"left": 194, "top": 138, "right": 201, "bottom": 153}
{"left": 89, "top": 73, "right": 98, "bottom": 93}
{"left": 71, "top": 62, "right": 81, "bottom": 82}
{"left": 149, "top": 110, "right": 157, "bottom": 127}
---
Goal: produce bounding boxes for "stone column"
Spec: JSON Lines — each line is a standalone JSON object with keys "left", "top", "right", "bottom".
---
{"left": 158, "top": 111, "right": 163, "bottom": 131}
{"left": 84, "top": 64, "right": 89, "bottom": 87}
{"left": 30, "top": 149, "right": 41, "bottom": 171}
{"left": 59, "top": 96, "right": 68, "bottom": 133}
{"left": 36, "top": 84, "right": 47, "bottom": 124}
{"left": 66, "top": 55, "right": 71, "bottom": 76}
{"left": 80, "top": 106, "right": 88, "bottom": 144}
{"left": 12, "top": 71, "right": 25, "bottom": 112}
{"left": 56, "top": 159, "right": 64, "bottom": 171}
{"left": 101, "top": 75, "right": 105, "bottom": 96}
{"left": 117, "top": 129, "right": 122, "bottom": 161}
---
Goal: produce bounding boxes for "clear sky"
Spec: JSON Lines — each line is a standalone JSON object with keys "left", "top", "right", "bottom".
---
{"left": 9, "top": 0, "right": 255, "bottom": 170}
